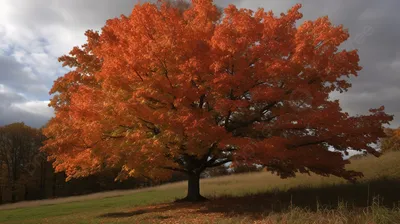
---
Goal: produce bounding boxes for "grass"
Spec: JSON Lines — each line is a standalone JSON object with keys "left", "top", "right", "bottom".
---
{"left": 0, "top": 151, "right": 400, "bottom": 224}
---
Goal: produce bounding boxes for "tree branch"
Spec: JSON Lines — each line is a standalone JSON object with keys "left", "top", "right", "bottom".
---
{"left": 206, "top": 159, "right": 232, "bottom": 168}
{"left": 199, "top": 94, "right": 205, "bottom": 109}
{"left": 225, "top": 111, "right": 232, "bottom": 128}
{"left": 132, "top": 68, "right": 144, "bottom": 81}
{"left": 287, "top": 139, "right": 329, "bottom": 149}
{"left": 160, "top": 166, "right": 188, "bottom": 173}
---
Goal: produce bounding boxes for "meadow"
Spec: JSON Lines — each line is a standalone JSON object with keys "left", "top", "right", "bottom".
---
{"left": 0, "top": 151, "right": 400, "bottom": 224}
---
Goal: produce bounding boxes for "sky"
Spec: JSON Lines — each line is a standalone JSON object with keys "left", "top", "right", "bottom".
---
{"left": 0, "top": 0, "right": 399, "bottom": 128}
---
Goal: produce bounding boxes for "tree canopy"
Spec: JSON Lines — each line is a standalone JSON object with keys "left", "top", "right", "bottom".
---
{"left": 42, "top": 0, "right": 392, "bottom": 201}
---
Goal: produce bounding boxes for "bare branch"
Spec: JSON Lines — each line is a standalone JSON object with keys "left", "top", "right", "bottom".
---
{"left": 206, "top": 159, "right": 232, "bottom": 168}
{"left": 160, "top": 166, "right": 188, "bottom": 173}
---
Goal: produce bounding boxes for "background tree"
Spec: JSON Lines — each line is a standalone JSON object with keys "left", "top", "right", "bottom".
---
{"left": 42, "top": 0, "right": 392, "bottom": 202}
{"left": 0, "top": 123, "right": 44, "bottom": 202}
{"left": 0, "top": 160, "right": 8, "bottom": 203}
{"left": 379, "top": 128, "right": 400, "bottom": 153}
{"left": 233, "top": 164, "right": 261, "bottom": 174}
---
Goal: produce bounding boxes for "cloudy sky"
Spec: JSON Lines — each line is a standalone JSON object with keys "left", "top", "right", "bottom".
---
{"left": 0, "top": 0, "right": 399, "bottom": 128}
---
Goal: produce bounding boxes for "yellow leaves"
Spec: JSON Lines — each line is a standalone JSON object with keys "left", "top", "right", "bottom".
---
{"left": 122, "top": 165, "right": 136, "bottom": 177}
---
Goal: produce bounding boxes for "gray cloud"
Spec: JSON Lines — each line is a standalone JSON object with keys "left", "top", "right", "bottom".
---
{"left": 0, "top": 86, "right": 25, "bottom": 106}
{"left": 0, "top": 85, "right": 53, "bottom": 128}
{"left": 320, "top": 0, "right": 400, "bottom": 127}
{"left": 0, "top": 102, "right": 52, "bottom": 129}
{"left": 0, "top": 55, "right": 50, "bottom": 99}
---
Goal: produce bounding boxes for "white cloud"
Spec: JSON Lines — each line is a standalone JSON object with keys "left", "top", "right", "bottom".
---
{"left": 11, "top": 101, "right": 53, "bottom": 117}
{"left": 0, "top": 83, "right": 53, "bottom": 127}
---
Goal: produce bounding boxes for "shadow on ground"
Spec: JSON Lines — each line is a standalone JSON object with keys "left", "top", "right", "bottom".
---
{"left": 99, "top": 178, "right": 400, "bottom": 220}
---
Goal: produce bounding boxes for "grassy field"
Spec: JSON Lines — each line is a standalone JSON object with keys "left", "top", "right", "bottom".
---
{"left": 1, "top": 151, "right": 400, "bottom": 224}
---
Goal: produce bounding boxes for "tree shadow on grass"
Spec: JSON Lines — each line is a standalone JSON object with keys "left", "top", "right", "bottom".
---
{"left": 99, "top": 178, "right": 400, "bottom": 220}
{"left": 196, "top": 178, "right": 400, "bottom": 219}
{"left": 100, "top": 209, "right": 148, "bottom": 218}
{"left": 99, "top": 209, "right": 172, "bottom": 221}
{"left": 98, "top": 203, "right": 200, "bottom": 218}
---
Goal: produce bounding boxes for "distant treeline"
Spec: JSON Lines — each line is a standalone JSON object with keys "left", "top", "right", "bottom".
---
{"left": 0, "top": 123, "right": 262, "bottom": 204}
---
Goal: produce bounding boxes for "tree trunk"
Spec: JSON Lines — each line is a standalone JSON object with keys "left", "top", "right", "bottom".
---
{"left": 24, "top": 184, "right": 28, "bottom": 200}
{"left": 40, "top": 161, "right": 47, "bottom": 199}
{"left": 52, "top": 173, "right": 57, "bottom": 197}
{"left": 178, "top": 172, "right": 207, "bottom": 202}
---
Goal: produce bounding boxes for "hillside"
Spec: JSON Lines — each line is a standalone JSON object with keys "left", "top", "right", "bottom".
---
{"left": 0, "top": 151, "right": 400, "bottom": 224}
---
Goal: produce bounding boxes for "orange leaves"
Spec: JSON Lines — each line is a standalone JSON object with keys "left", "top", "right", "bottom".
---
{"left": 232, "top": 136, "right": 288, "bottom": 166}
{"left": 212, "top": 5, "right": 260, "bottom": 54}
{"left": 250, "top": 86, "right": 284, "bottom": 102}
{"left": 184, "top": 0, "right": 220, "bottom": 36}
{"left": 293, "top": 16, "right": 359, "bottom": 84}
{"left": 214, "top": 99, "right": 249, "bottom": 115}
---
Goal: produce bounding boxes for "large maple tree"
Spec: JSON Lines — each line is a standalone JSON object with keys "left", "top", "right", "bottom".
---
{"left": 42, "top": 0, "right": 392, "bottom": 201}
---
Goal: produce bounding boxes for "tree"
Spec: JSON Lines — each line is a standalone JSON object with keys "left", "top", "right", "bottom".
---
{"left": 0, "top": 123, "right": 45, "bottom": 202}
{"left": 0, "top": 161, "right": 8, "bottom": 203}
{"left": 380, "top": 128, "right": 400, "bottom": 153}
{"left": 42, "top": 0, "right": 392, "bottom": 202}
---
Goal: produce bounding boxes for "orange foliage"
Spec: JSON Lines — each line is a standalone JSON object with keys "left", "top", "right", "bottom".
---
{"left": 42, "top": 0, "right": 392, "bottom": 183}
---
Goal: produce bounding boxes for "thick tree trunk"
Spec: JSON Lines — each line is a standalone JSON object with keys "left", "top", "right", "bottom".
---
{"left": 187, "top": 173, "right": 201, "bottom": 201}
{"left": 177, "top": 172, "right": 207, "bottom": 202}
